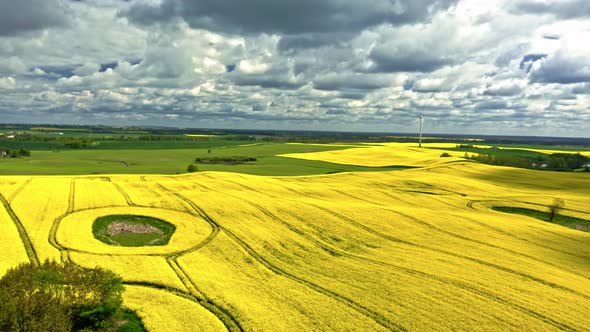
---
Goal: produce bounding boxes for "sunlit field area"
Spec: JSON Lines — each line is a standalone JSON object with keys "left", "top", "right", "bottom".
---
{"left": 1, "top": 143, "right": 589, "bottom": 331}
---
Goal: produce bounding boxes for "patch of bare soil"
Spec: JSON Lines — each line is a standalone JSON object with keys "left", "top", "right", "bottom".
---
{"left": 107, "top": 221, "right": 163, "bottom": 236}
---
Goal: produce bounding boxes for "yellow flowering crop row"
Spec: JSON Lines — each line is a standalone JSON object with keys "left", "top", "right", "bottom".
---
{"left": 110, "top": 177, "right": 192, "bottom": 212}
{"left": 72, "top": 177, "right": 128, "bottom": 211}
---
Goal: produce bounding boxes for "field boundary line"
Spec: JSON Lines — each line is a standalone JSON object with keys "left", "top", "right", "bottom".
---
{"left": 0, "top": 193, "right": 39, "bottom": 266}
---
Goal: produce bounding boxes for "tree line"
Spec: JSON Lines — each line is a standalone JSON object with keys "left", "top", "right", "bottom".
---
{"left": 463, "top": 152, "right": 589, "bottom": 171}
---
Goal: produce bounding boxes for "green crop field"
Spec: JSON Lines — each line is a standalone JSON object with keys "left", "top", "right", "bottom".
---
{"left": 0, "top": 143, "right": 410, "bottom": 176}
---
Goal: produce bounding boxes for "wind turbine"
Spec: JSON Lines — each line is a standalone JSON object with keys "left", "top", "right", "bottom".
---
{"left": 418, "top": 116, "right": 423, "bottom": 148}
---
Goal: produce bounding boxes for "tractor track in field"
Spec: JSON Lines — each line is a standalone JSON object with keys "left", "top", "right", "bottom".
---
{"left": 49, "top": 179, "right": 76, "bottom": 263}
{"left": 108, "top": 182, "right": 241, "bottom": 331}
{"left": 7, "top": 178, "right": 32, "bottom": 204}
{"left": 0, "top": 192, "right": 39, "bottom": 266}
{"left": 220, "top": 196, "right": 579, "bottom": 330}
{"left": 178, "top": 176, "right": 590, "bottom": 297}
{"left": 68, "top": 179, "right": 76, "bottom": 213}
{"left": 121, "top": 280, "right": 241, "bottom": 332}
{"left": 162, "top": 186, "right": 406, "bottom": 332}
{"left": 400, "top": 203, "right": 590, "bottom": 282}
{"left": 167, "top": 258, "right": 244, "bottom": 332}
{"left": 45, "top": 179, "right": 241, "bottom": 332}
{"left": 109, "top": 180, "right": 138, "bottom": 207}
{"left": 311, "top": 202, "right": 590, "bottom": 301}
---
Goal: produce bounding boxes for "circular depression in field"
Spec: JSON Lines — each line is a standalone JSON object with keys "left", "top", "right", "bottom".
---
{"left": 93, "top": 215, "right": 176, "bottom": 247}
{"left": 57, "top": 207, "right": 212, "bottom": 255}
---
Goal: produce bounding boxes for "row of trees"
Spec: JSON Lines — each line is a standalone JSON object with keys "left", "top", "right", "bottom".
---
{"left": 463, "top": 152, "right": 589, "bottom": 171}
{"left": 0, "top": 147, "right": 31, "bottom": 157}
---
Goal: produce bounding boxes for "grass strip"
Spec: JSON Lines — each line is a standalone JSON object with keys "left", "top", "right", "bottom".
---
{"left": 493, "top": 207, "right": 590, "bottom": 232}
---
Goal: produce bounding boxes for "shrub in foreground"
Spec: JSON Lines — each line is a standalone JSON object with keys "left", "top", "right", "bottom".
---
{"left": 0, "top": 260, "right": 124, "bottom": 332}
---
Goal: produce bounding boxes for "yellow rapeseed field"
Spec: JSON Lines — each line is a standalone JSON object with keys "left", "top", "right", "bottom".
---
{"left": 281, "top": 142, "right": 463, "bottom": 167}
{"left": 1, "top": 143, "right": 589, "bottom": 331}
{"left": 72, "top": 177, "right": 129, "bottom": 211}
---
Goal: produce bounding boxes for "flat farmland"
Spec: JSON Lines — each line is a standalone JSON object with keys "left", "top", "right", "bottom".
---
{"left": 1, "top": 143, "right": 589, "bottom": 331}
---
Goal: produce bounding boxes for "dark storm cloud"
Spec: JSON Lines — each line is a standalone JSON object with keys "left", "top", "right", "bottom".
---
{"left": 509, "top": 0, "right": 590, "bottom": 19}
{"left": 475, "top": 100, "right": 509, "bottom": 110}
{"left": 0, "top": 0, "right": 70, "bottom": 36}
{"left": 529, "top": 53, "right": 590, "bottom": 84}
{"left": 125, "top": 0, "right": 457, "bottom": 35}
{"left": 369, "top": 48, "right": 453, "bottom": 73}
{"left": 483, "top": 84, "right": 525, "bottom": 96}
{"left": 231, "top": 75, "right": 305, "bottom": 90}
{"left": 312, "top": 74, "right": 392, "bottom": 91}
{"left": 37, "top": 65, "right": 77, "bottom": 78}
{"left": 277, "top": 33, "right": 355, "bottom": 53}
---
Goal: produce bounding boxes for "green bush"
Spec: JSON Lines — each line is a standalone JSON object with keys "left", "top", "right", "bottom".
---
{"left": 187, "top": 164, "right": 198, "bottom": 173}
{"left": 0, "top": 260, "right": 124, "bottom": 332}
{"left": 440, "top": 152, "right": 452, "bottom": 157}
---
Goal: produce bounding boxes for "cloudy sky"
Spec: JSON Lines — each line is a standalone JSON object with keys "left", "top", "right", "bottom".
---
{"left": 1, "top": 0, "right": 590, "bottom": 136}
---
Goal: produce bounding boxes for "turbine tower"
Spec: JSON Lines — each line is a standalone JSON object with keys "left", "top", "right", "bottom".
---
{"left": 418, "top": 116, "right": 423, "bottom": 148}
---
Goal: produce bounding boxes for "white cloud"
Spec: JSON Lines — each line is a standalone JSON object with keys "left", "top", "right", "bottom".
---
{"left": 0, "top": 76, "right": 16, "bottom": 89}
{"left": 238, "top": 59, "right": 271, "bottom": 74}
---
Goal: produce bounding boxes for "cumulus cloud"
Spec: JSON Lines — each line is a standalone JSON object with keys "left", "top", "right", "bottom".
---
{"left": 0, "top": 76, "right": 16, "bottom": 89}
{"left": 0, "top": 0, "right": 589, "bottom": 135}
{"left": 484, "top": 79, "right": 527, "bottom": 96}
{"left": 529, "top": 51, "right": 590, "bottom": 84}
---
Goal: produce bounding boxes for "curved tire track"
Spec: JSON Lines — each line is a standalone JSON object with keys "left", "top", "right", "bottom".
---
{"left": 0, "top": 192, "right": 39, "bottom": 266}
{"left": 164, "top": 186, "right": 406, "bottom": 332}
{"left": 225, "top": 197, "right": 578, "bottom": 331}
{"left": 7, "top": 178, "right": 32, "bottom": 204}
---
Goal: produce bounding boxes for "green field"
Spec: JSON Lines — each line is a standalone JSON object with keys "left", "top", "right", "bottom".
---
{"left": 0, "top": 143, "right": 412, "bottom": 176}
{"left": 493, "top": 206, "right": 590, "bottom": 232}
